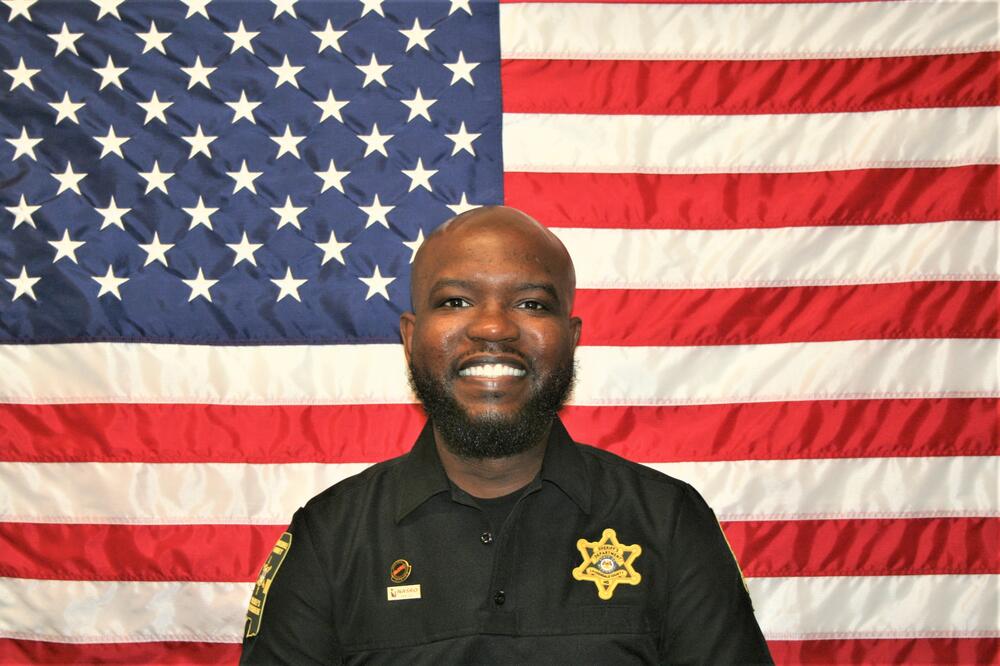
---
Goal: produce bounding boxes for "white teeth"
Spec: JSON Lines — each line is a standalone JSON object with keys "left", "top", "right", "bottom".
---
{"left": 459, "top": 363, "right": 526, "bottom": 378}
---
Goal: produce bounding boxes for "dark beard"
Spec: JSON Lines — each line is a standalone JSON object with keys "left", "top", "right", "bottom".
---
{"left": 408, "top": 354, "right": 576, "bottom": 460}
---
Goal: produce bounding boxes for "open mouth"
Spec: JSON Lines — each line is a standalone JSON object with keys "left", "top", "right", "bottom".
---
{"left": 458, "top": 363, "right": 527, "bottom": 378}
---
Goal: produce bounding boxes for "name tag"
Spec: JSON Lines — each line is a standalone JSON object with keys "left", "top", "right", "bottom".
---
{"left": 387, "top": 584, "right": 421, "bottom": 601}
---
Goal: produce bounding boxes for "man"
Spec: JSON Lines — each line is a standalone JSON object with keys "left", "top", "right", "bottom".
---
{"left": 240, "top": 206, "right": 772, "bottom": 664}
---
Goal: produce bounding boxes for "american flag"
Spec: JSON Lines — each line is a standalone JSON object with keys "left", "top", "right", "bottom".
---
{"left": 1, "top": 0, "right": 997, "bottom": 663}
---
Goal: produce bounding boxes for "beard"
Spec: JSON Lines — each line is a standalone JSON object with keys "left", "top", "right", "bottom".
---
{"left": 408, "top": 350, "right": 576, "bottom": 460}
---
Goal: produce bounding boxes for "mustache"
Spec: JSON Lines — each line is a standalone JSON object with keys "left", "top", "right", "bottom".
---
{"left": 450, "top": 344, "right": 533, "bottom": 373}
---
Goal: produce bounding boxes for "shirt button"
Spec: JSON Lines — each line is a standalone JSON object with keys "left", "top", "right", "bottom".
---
{"left": 493, "top": 590, "right": 505, "bottom": 606}
{"left": 480, "top": 532, "right": 493, "bottom": 545}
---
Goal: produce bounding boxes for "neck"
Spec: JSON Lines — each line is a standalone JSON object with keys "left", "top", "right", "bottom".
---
{"left": 434, "top": 423, "right": 550, "bottom": 499}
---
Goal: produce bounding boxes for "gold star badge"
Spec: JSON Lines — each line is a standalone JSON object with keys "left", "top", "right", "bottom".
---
{"left": 572, "top": 528, "right": 642, "bottom": 600}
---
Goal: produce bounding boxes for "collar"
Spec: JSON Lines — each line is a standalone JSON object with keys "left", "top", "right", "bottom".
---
{"left": 393, "top": 417, "right": 592, "bottom": 524}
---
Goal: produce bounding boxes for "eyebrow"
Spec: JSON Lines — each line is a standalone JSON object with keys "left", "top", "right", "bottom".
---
{"left": 429, "top": 279, "right": 561, "bottom": 303}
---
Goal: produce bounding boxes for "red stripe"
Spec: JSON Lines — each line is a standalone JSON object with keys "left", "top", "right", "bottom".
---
{"left": 767, "top": 637, "right": 1000, "bottom": 665}
{"left": 2, "top": 398, "right": 994, "bottom": 464}
{"left": 723, "top": 517, "right": 1000, "bottom": 578}
{"left": 1, "top": 638, "right": 994, "bottom": 666}
{"left": 503, "top": 166, "right": 1000, "bottom": 229}
{"left": 502, "top": 53, "right": 998, "bottom": 115}
{"left": 3, "top": 518, "right": 995, "bottom": 583}
{"left": 0, "top": 523, "right": 284, "bottom": 582}
{"left": 575, "top": 282, "right": 1000, "bottom": 347}
{"left": 0, "top": 639, "right": 241, "bottom": 665}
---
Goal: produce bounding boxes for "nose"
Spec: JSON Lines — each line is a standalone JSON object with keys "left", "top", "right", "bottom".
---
{"left": 466, "top": 303, "right": 519, "bottom": 343}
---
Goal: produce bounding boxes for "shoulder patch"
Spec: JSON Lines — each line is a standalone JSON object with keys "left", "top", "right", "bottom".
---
{"left": 245, "top": 531, "right": 292, "bottom": 639}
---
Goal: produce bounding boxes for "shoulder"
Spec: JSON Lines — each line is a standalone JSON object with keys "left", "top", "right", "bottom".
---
{"left": 298, "top": 453, "right": 407, "bottom": 521}
{"left": 575, "top": 441, "right": 697, "bottom": 495}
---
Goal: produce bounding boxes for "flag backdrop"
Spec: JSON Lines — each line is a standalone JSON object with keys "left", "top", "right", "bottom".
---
{"left": 1, "top": 0, "right": 998, "bottom": 663}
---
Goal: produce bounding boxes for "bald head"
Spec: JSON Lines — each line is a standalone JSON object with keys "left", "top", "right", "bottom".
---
{"left": 410, "top": 205, "right": 577, "bottom": 313}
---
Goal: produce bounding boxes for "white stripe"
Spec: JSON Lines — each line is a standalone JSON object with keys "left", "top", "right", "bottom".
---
{"left": 553, "top": 221, "right": 999, "bottom": 289}
{"left": 650, "top": 456, "right": 999, "bottom": 522}
{"left": 572, "top": 339, "right": 999, "bottom": 406}
{"left": 499, "top": 1, "right": 999, "bottom": 60}
{"left": 2, "top": 574, "right": 996, "bottom": 644}
{"left": 1, "top": 456, "right": 995, "bottom": 525}
{"left": 0, "top": 578, "right": 250, "bottom": 643}
{"left": 750, "top": 574, "right": 1000, "bottom": 640}
{"left": 503, "top": 108, "right": 998, "bottom": 174}
{"left": 2, "top": 339, "right": 997, "bottom": 406}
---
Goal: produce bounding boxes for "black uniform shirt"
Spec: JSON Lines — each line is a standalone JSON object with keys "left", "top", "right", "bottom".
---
{"left": 240, "top": 419, "right": 773, "bottom": 665}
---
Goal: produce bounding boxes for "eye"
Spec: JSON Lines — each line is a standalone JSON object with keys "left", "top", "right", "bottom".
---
{"left": 516, "top": 300, "right": 548, "bottom": 311}
{"left": 439, "top": 297, "right": 471, "bottom": 308}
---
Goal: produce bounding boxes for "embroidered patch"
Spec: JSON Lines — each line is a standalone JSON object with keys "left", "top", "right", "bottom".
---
{"left": 244, "top": 531, "right": 292, "bottom": 638}
{"left": 390, "top": 558, "right": 412, "bottom": 583}
{"left": 572, "top": 528, "right": 642, "bottom": 600}
{"left": 387, "top": 584, "right": 422, "bottom": 601}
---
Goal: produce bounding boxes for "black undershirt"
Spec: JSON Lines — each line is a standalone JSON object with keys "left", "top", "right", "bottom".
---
{"left": 472, "top": 486, "right": 526, "bottom": 532}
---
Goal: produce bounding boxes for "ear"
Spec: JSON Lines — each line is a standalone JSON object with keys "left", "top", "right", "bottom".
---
{"left": 569, "top": 315, "right": 582, "bottom": 350}
{"left": 399, "top": 312, "right": 416, "bottom": 364}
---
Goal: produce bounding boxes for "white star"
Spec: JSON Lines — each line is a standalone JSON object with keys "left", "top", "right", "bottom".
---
{"left": 182, "top": 124, "right": 217, "bottom": 158}
{"left": 356, "top": 54, "right": 390, "bottom": 87}
{"left": 314, "top": 89, "right": 348, "bottom": 123}
{"left": 449, "top": 0, "right": 471, "bottom": 15}
{"left": 138, "top": 231, "right": 172, "bottom": 266}
{"left": 227, "top": 160, "right": 262, "bottom": 194}
{"left": 136, "top": 20, "right": 170, "bottom": 54}
{"left": 139, "top": 161, "right": 173, "bottom": 195}
{"left": 269, "top": 55, "right": 303, "bottom": 88}
{"left": 271, "top": 195, "right": 306, "bottom": 229}
{"left": 181, "top": 55, "right": 215, "bottom": 89}
{"left": 183, "top": 195, "right": 218, "bottom": 229}
{"left": 180, "top": 0, "right": 211, "bottom": 19}
{"left": 3, "top": 0, "right": 37, "bottom": 22}
{"left": 446, "top": 121, "right": 480, "bottom": 156}
{"left": 92, "top": 265, "right": 128, "bottom": 299}
{"left": 358, "top": 123, "right": 393, "bottom": 158}
{"left": 225, "top": 20, "right": 257, "bottom": 54}
{"left": 93, "top": 55, "right": 127, "bottom": 90}
{"left": 49, "top": 229, "right": 85, "bottom": 263}
{"left": 399, "top": 18, "right": 433, "bottom": 51}
{"left": 360, "top": 194, "right": 394, "bottom": 229}
{"left": 6, "top": 194, "right": 40, "bottom": 229}
{"left": 359, "top": 265, "right": 394, "bottom": 301}
{"left": 49, "top": 91, "right": 85, "bottom": 125}
{"left": 182, "top": 267, "right": 217, "bottom": 302}
{"left": 226, "top": 231, "right": 262, "bottom": 266}
{"left": 138, "top": 90, "right": 172, "bottom": 125}
{"left": 94, "top": 126, "right": 129, "bottom": 159}
{"left": 270, "top": 125, "right": 305, "bottom": 159}
{"left": 445, "top": 51, "right": 478, "bottom": 86}
{"left": 402, "top": 158, "right": 437, "bottom": 192}
{"left": 401, "top": 88, "right": 436, "bottom": 122}
{"left": 51, "top": 162, "right": 87, "bottom": 195}
{"left": 226, "top": 90, "right": 260, "bottom": 124}
{"left": 447, "top": 193, "right": 479, "bottom": 215}
{"left": 95, "top": 196, "right": 130, "bottom": 229}
{"left": 312, "top": 19, "right": 345, "bottom": 53}
{"left": 5, "top": 57, "right": 39, "bottom": 91}
{"left": 403, "top": 228, "right": 424, "bottom": 263}
{"left": 315, "top": 160, "right": 348, "bottom": 194}
{"left": 316, "top": 230, "right": 350, "bottom": 266}
{"left": 92, "top": 0, "right": 125, "bottom": 20}
{"left": 5, "top": 266, "right": 40, "bottom": 301}
{"left": 48, "top": 22, "right": 83, "bottom": 56}
{"left": 359, "top": 0, "right": 384, "bottom": 17}
{"left": 6, "top": 126, "right": 41, "bottom": 160}
{"left": 271, "top": 267, "right": 307, "bottom": 302}
{"left": 271, "top": 0, "right": 296, "bottom": 18}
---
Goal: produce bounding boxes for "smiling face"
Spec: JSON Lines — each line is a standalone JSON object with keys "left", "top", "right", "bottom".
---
{"left": 400, "top": 207, "right": 582, "bottom": 459}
